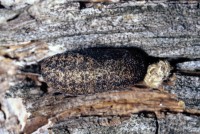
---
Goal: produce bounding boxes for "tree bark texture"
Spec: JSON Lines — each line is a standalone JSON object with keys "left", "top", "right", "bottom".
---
{"left": 0, "top": 0, "right": 199, "bottom": 134}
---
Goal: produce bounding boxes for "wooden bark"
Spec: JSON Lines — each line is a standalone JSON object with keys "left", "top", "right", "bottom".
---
{"left": 0, "top": 0, "right": 200, "bottom": 134}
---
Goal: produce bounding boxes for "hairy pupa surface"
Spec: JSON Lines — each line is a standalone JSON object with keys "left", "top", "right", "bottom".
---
{"left": 40, "top": 47, "right": 149, "bottom": 95}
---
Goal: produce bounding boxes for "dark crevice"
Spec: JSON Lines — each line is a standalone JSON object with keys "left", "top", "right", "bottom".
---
{"left": 138, "top": 111, "right": 159, "bottom": 134}
{"left": 7, "top": 14, "right": 20, "bottom": 22}
{"left": 29, "top": 14, "right": 36, "bottom": 20}
{"left": 156, "top": 57, "right": 200, "bottom": 75}
{"left": 25, "top": 77, "right": 33, "bottom": 82}
{"left": 20, "top": 64, "right": 41, "bottom": 74}
{"left": 53, "top": 92, "right": 63, "bottom": 96}
{"left": 183, "top": 109, "right": 200, "bottom": 116}
{"left": 79, "top": 2, "right": 87, "bottom": 10}
{"left": 40, "top": 82, "right": 48, "bottom": 94}
{"left": 182, "top": 111, "right": 199, "bottom": 116}
{"left": 161, "top": 57, "right": 200, "bottom": 76}
{"left": 154, "top": 113, "right": 159, "bottom": 134}
{"left": 0, "top": 104, "right": 6, "bottom": 120}
{"left": 0, "top": 2, "right": 5, "bottom": 9}
{"left": 3, "top": 54, "right": 19, "bottom": 60}
{"left": 176, "top": 70, "right": 200, "bottom": 77}
{"left": 168, "top": 58, "right": 199, "bottom": 66}
{"left": 159, "top": 57, "right": 194, "bottom": 66}
{"left": 134, "top": 84, "right": 148, "bottom": 88}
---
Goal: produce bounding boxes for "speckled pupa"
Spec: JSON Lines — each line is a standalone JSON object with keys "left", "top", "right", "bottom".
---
{"left": 40, "top": 47, "right": 149, "bottom": 95}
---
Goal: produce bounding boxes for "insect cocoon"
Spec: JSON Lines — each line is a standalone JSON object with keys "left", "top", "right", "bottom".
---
{"left": 40, "top": 47, "right": 149, "bottom": 95}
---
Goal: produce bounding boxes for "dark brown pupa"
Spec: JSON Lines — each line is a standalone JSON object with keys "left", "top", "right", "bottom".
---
{"left": 40, "top": 47, "right": 149, "bottom": 95}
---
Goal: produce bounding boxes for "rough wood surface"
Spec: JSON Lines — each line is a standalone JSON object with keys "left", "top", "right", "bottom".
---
{"left": 1, "top": 0, "right": 200, "bottom": 59}
{"left": 28, "top": 87, "right": 184, "bottom": 119}
{"left": 23, "top": 87, "right": 185, "bottom": 133}
{"left": 0, "top": 0, "right": 199, "bottom": 134}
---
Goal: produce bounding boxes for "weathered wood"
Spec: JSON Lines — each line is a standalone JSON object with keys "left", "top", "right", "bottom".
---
{"left": 0, "top": 0, "right": 200, "bottom": 134}
{"left": 28, "top": 87, "right": 184, "bottom": 118}
{"left": 23, "top": 87, "right": 185, "bottom": 134}
{"left": 0, "top": 0, "right": 200, "bottom": 59}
